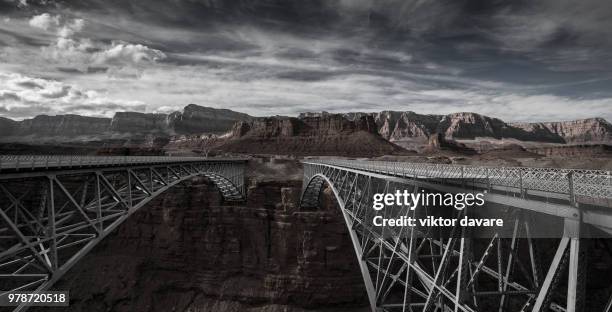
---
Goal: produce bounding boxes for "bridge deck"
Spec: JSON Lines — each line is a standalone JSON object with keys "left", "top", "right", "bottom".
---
{"left": 304, "top": 159, "right": 612, "bottom": 205}
{"left": 0, "top": 155, "right": 247, "bottom": 173}
{"left": 0, "top": 155, "right": 247, "bottom": 308}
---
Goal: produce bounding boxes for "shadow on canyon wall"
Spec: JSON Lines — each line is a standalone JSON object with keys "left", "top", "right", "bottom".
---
{"left": 35, "top": 161, "right": 369, "bottom": 312}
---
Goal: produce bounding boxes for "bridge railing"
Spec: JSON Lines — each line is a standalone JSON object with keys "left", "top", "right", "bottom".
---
{"left": 306, "top": 159, "right": 612, "bottom": 200}
{"left": 0, "top": 155, "right": 244, "bottom": 171}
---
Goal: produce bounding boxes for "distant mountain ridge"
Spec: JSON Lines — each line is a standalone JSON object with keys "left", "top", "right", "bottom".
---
{"left": 510, "top": 118, "right": 612, "bottom": 144}
{"left": 0, "top": 104, "right": 253, "bottom": 140}
{"left": 304, "top": 111, "right": 612, "bottom": 145}
{"left": 1, "top": 107, "right": 610, "bottom": 149}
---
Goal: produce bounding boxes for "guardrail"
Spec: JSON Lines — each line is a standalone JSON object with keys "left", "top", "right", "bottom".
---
{"left": 0, "top": 155, "right": 246, "bottom": 171}
{"left": 306, "top": 159, "right": 612, "bottom": 200}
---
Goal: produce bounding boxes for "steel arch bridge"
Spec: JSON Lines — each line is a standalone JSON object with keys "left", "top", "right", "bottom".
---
{"left": 0, "top": 155, "right": 246, "bottom": 309}
{"left": 301, "top": 160, "right": 612, "bottom": 312}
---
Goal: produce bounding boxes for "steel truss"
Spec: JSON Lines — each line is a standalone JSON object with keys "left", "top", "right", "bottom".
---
{"left": 313, "top": 160, "right": 612, "bottom": 206}
{"left": 301, "top": 161, "right": 611, "bottom": 312}
{"left": 0, "top": 157, "right": 246, "bottom": 311}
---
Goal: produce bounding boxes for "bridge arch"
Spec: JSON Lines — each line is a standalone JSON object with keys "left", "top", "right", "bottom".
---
{"left": 300, "top": 160, "right": 612, "bottom": 312}
{"left": 0, "top": 157, "right": 246, "bottom": 307}
{"left": 301, "top": 172, "right": 380, "bottom": 311}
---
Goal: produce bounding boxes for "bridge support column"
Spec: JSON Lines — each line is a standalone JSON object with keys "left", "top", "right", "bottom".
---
{"left": 566, "top": 217, "right": 586, "bottom": 312}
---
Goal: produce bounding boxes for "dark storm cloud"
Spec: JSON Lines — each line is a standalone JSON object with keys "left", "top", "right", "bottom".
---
{"left": 56, "top": 67, "right": 83, "bottom": 74}
{"left": 16, "top": 80, "right": 42, "bottom": 89}
{"left": 0, "top": 28, "right": 48, "bottom": 46}
{"left": 275, "top": 70, "right": 340, "bottom": 82}
{"left": 1, "top": 0, "right": 611, "bottom": 121}
{"left": 18, "top": 0, "right": 612, "bottom": 72}
{"left": 0, "top": 91, "right": 20, "bottom": 101}
{"left": 10, "top": 1, "right": 612, "bottom": 50}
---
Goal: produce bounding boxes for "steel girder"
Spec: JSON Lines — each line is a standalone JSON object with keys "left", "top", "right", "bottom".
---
{"left": 311, "top": 160, "right": 612, "bottom": 207}
{"left": 0, "top": 157, "right": 246, "bottom": 311}
{"left": 300, "top": 161, "right": 608, "bottom": 312}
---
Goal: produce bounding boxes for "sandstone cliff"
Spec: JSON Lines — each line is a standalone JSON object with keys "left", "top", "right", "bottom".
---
{"left": 221, "top": 114, "right": 407, "bottom": 157}
{"left": 43, "top": 176, "right": 368, "bottom": 312}
{"left": 14, "top": 114, "right": 111, "bottom": 137}
{"left": 3, "top": 107, "right": 611, "bottom": 149}
{"left": 110, "top": 112, "right": 171, "bottom": 134}
{"left": 0, "top": 105, "right": 252, "bottom": 142}
{"left": 379, "top": 111, "right": 440, "bottom": 141}
{"left": 169, "top": 104, "right": 253, "bottom": 134}
{"left": 333, "top": 111, "right": 610, "bottom": 145}
{"left": 512, "top": 118, "right": 612, "bottom": 144}
{"left": 527, "top": 144, "right": 612, "bottom": 157}
{"left": 424, "top": 133, "right": 477, "bottom": 155}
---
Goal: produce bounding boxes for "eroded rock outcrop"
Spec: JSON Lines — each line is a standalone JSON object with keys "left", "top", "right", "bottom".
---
{"left": 424, "top": 133, "right": 477, "bottom": 155}
{"left": 438, "top": 112, "right": 508, "bottom": 139}
{"left": 222, "top": 114, "right": 406, "bottom": 156}
{"left": 110, "top": 112, "right": 171, "bottom": 134}
{"left": 170, "top": 104, "right": 253, "bottom": 135}
{"left": 231, "top": 117, "right": 300, "bottom": 138}
{"left": 0, "top": 105, "right": 252, "bottom": 143}
{"left": 512, "top": 118, "right": 612, "bottom": 144}
{"left": 322, "top": 111, "right": 611, "bottom": 144}
{"left": 527, "top": 144, "right": 612, "bottom": 157}
{"left": 14, "top": 115, "right": 111, "bottom": 137}
{"left": 3, "top": 107, "right": 611, "bottom": 148}
{"left": 385, "top": 111, "right": 440, "bottom": 141}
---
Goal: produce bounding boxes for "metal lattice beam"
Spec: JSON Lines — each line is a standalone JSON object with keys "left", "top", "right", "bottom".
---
{"left": 301, "top": 160, "right": 612, "bottom": 312}
{"left": 0, "top": 156, "right": 246, "bottom": 311}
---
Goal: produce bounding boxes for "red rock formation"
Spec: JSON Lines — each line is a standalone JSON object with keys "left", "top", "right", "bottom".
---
{"left": 0, "top": 105, "right": 252, "bottom": 142}
{"left": 512, "top": 118, "right": 612, "bottom": 144}
{"left": 424, "top": 133, "right": 477, "bottom": 155}
{"left": 3, "top": 107, "right": 610, "bottom": 147}
{"left": 15, "top": 114, "right": 111, "bottom": 137}
{"left": 388, "top": 112, "right": 439, "bottom": 141}
{"left": 527, "top": 144, "right": 612, "bottom": 157}
{"left": 222, "top": 114, "right": 407, "bottom": 157}
{"left": 230, "top": 120, "right": 252, "bottom": 138}
{"left": 438, "top": 112, "right": 509, "bottom": 140}
{"left": 301, "top": 114, "right": 378, "bottom": 135}
{"left": 169, "top": 104, "right": 253, "bottom": 135}
{"left": 46, "top": 178, "right": 368, "bottom": 312}
{"left": 110, "top": 112, "right": 171, "bottom": 134}
{"left": 347, "top": 111, "right": 602, "bottom": 144}
{"left": 231, "top": 117, "right": 299, "bottom": 138}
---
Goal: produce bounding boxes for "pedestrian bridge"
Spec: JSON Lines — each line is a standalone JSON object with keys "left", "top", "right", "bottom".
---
{"left": 301, "top": 159, "right": 612, "bottom": 312}
{"left": 0, "top": 155, "right": 246, "bottom": 311}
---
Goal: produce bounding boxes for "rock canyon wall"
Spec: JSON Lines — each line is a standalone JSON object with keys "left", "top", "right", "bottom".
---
{"left": 0, "top": 105, "right": 252, "bottom": 141}
{"left": 220, "top": 114, "right": 406, "bottom": 157}
{"left": 366, "top": 112, "right": 612, "bottom": 144}
{"left": 42, "top": 175, "right": 368, "bottom": 312}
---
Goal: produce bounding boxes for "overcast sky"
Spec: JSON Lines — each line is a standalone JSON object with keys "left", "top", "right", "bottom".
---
{"left": 0, "top": 0, "right": 611, "bottom": 122}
